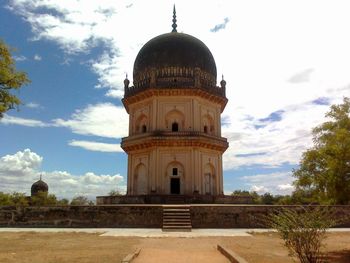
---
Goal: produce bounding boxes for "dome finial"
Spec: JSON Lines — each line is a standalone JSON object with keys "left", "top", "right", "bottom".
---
{"left": 172, "top": 4, "right": 177, "bottom": 32}
{"left": 124, "top": 73, "right": 130, "bottom": 89}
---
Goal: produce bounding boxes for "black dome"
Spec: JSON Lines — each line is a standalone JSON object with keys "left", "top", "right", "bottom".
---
{"left": 31, "top": 179, "right": 48, "bottom": 196}
{"left": 133, "top": 32, "right": 217, "bottom": 81}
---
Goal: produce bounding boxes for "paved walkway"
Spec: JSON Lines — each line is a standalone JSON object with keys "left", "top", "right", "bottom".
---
{"left": 0, "top": 228, "right": 349, "bottom": 237}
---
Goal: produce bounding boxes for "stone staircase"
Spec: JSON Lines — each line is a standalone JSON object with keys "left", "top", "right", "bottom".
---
{"left": 162, "top": 205, "right": 192, "bottom": 232}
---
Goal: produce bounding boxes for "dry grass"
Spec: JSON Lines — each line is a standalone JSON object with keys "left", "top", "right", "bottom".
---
{"left": 0, "top": 232, "right": 140, "bottom": 263}
{"left": 0, "top": 231, "right": 349, "bottom": 263}
{"left": 221, "top": 232, "right": 350, "bottom": 263}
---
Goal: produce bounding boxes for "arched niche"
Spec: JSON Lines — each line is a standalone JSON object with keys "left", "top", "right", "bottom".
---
{"left": 133, "top": 163, "right": 148, "bottom": 195}
{"left": 203, "top": 163, "right": 216, "bottom": 195}
{"left": 165, "top": 161, "right": 185, "bottom": 194}
{"left": 165, "top": 109, "right": 185, "bottom": 132}
{"left": 202, "top": 114, "right": 215, "bottom": 134}
{"left": 135, "top": 113, "right": 148, "bottom": 134}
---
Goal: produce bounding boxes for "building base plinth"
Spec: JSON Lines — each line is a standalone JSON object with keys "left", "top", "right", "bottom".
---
{"left": 96, "top": 194, "right": 252, "bottom": 205}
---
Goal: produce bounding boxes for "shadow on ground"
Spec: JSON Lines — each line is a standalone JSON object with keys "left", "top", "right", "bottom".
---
{"left": 325, "top": 250, "right": 350, "bottom": 263}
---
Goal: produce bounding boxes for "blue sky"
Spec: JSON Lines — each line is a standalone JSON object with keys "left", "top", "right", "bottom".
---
{"left": 0, "top": 0, "right": 349, "bottom": 199}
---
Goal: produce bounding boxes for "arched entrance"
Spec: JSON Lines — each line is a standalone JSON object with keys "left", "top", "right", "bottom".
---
{"left": 170, "top": 167, "right": 180, "bottom": 194}
{"left": 166, "top": 162, "right": 184, "bottom": 195}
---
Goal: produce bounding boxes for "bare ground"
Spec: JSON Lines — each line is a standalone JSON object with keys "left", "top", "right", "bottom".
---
{"left": 133, "top": 237, "right": 230, "bottom": 263}
{"left": 0, "top": 231, "right": 349, "bottom": 263}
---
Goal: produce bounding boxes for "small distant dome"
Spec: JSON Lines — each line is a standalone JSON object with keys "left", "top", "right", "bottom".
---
{"left": 31, "top": 179, "right": 48, "bottom": 196}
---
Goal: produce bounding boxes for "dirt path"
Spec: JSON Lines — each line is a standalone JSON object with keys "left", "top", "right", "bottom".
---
{"left": 133, "top": 237, "right": 229, "bottom": 263}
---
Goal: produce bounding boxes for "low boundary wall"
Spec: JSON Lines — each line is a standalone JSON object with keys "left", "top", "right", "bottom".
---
{"left": 0, "top": 205, "right": 349, "bottom": 228}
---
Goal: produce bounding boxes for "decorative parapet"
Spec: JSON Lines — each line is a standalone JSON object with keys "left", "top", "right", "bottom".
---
{"left": 125, "top": 66, "right": 226, "bottom": 98}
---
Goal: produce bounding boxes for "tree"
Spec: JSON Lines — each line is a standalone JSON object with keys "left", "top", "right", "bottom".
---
{"left": 10, "top": 192, "right": 29, "bottom": 207}
{"left": 0, "top": 192, "right": 14, "bottom": 206}
{"left": 232, "top": 190, "right": 260, "bottom": 203}
{"left": 108, "top": 190, "right": 122, "bottom": 196}
{"left": 293, "top": 97, "right": 350, "bottom": 204}
{"left": 70, "top": 195, "right": 90, "bottom": 205}
{"left": 0, "top": 39, "right": 30, "bottom": 118}
{"left": 31, "top": 192, "right": 58, "bottom": 206}
{"left": 261, "top": 192, "right": 274, "bottom": 204}
{"left": 57, "top": 198, "right": 69, "bottom": 206}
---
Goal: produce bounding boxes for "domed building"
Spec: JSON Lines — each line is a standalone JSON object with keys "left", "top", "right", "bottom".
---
{"left": 31, "top": 175, "right": 48, "bottom": 196}
{"left": 121, "top": 8, "right": 228, "bottom": 198}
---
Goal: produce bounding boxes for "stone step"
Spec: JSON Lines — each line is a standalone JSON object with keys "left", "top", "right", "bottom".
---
{"left": 162, "top": 225, "right": 192, "bottom": 232}
{"left": 163, "top": 219, "right": 191, "bottom": 222}
{"left": 163, "top": 217, "right": 191, "bottom": 220}
{"left": 163, "top": 222, "right": 192, "bottom": 228}
{"left": 163, "top": 215, "right": 191, "bottom": 220}
{"left": 163, "top": 207, "right": 190, "bottom": 211}
{"left": 162, "top": 205, "right": 192, "bottom": 232}
{"left": 163, "top": 212, "right": 190, "bottom": 215}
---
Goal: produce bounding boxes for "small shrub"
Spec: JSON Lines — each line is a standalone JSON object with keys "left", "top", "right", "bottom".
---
{"left": 267, "top": 206, "right": 337, "bottom": 263}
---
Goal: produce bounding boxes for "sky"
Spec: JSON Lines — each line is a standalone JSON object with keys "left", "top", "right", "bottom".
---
{"left": 0, "top": 0, "right": 349, "bottom": 200}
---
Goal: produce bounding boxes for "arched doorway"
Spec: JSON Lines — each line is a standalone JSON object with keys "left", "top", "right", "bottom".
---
{"left": 166, "top": 162, "right": 184, "bottom": 195}
{"left": 170, "top": 167, "right": 180, "bottom": 194}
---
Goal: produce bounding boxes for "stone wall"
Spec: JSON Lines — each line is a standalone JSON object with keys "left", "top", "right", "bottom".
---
{"left": 0, "top": 205, "right": 163, "bottom": 228}
{"left": 0, "top": 205, "right": 349, "bottom": 228}
{"left": 190, "top": 205, "right": 350, "bottom": 228}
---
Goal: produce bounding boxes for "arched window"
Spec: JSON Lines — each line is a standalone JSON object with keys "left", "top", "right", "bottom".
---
{"left": 165, "top": 109, "right": 185, "bottom": 132}
{"left": 204, "top": 125, "right": 208, "bottom": 133}
{"left": 172, "top": 122, "right": 179, "bottom": 132}
{"left": 172, "top": 168, "right": 178, "bottom": 176}
{"left": 135, "top": 114, "right": 148, "bottom": 134}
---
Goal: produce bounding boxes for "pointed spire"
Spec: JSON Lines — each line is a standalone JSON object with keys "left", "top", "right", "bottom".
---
{"left": 40, "top": 173, "right": 42, "bottom": 181}
{"left": 220, "top": 74, "right": 226, "bottom": 89}
{"left": 172, "top": 4, "right": 177, "bottom": 32}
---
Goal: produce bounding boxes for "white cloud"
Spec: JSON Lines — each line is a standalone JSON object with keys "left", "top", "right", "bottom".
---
{"left": 222, "top": 99, "right": 344, "bottom": 170}
{"left": 288, "top": 68, "right": 314, "bottom": 83}
{"left": 33, "top": 54, "right": 42, "bottom": 60}
{"left": 1, "top": 115, "right": 49, "bottom": 127}
{"left": 6, "top": 0, "right": 350, "bottom": 172}
{"left": 241, "top": 172, "right": 295, "bottom": 195}
{"left": 13, "top": 55, "right": 27, "bottom": 61}
{"left": 53, "top": 103, "right": 128, "bottom": 138}
{"left": 277, "top": 184, "right": 294, "bottom": 191}
{"left": 0, "top": 149, "right": 42, "bottom": 175}
{"left": 0, "top": 149, "right": 125, "bottom": 199}
{"left": 250, "top": 185, "right": 269, "bottom": 194}
{"left": 26, "top": 102, "right": 41, "bottom": 108}
{"left": 69, "top": 140, "right": 123, "bottom": 152}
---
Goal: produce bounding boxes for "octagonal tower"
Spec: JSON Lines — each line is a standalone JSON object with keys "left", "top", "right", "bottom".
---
{"left": 121, "top": 8, "right": 228, "bottom": 197}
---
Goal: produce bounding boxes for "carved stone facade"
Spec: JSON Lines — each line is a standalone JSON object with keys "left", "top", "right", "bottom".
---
{"left": 121, "top": 18, "right": 228, "bottom": 197}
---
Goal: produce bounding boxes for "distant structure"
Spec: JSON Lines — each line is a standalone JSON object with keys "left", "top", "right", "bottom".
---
{"left": 121, "top": 6, "right": 228, "bottom": 197}
{"left": 31, "top": 174, "right": 48, "bottom": 196}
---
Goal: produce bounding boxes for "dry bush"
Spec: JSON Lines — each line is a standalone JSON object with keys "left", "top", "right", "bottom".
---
{"left": 267, "top": 206, "right": 338, "bottom": 263}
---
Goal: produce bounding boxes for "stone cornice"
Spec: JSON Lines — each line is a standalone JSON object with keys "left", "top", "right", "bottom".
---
{"left": 122, "top": 87, "right": 228, "bottom": 113}
{"left": 121, "top": 131, "right": 229, "bottom": 153}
